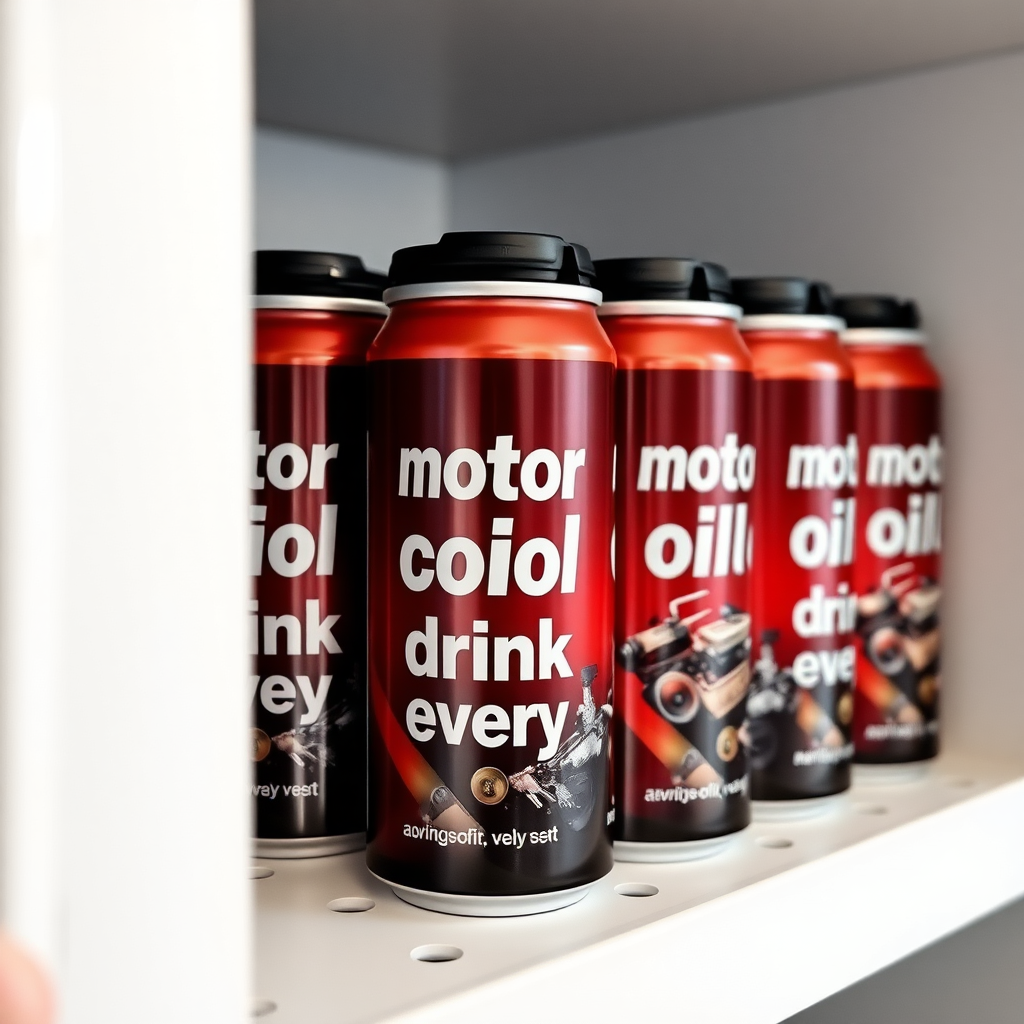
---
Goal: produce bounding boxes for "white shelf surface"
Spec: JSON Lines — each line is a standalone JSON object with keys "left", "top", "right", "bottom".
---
{"left": 254, "top": 751, "right": 1024, "bottom": 1024}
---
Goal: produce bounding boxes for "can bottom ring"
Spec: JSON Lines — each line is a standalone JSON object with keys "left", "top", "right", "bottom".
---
{"left": 254, "top": 832, "right": 366, "bottom": 860}
{"left": 752, "top": 794, "right": 844, "bottom": 822}
{"left": 372, "top": 872, "right": 597, "bottom": 917}
{"left": 614, "top": 833, "right": 736, "bottom": 863}
{"left": 853, "top": 761, "right": 931, "bottom": 786}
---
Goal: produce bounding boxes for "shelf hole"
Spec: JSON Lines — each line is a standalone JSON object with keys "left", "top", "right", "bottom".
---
{"left": 756, "top": 836, "right": 793, "bottom": 849}
{"left": 252, "top": 999, "right": 277, "bottom": 1017}
{"left": 614, "top": 883, "right": 659, "bottom": 898}
{"left": 946, "top": 777, "right": 975, "bottom": 789}
{"left": 250, "top": 866, "right": 274, "bottom": 880}
{"left": 410, "top": 944, "right": 463, "bottom": 963}
{"left": 327, "top": 897, "right": 375, "bottom": 913}
{"left": 854, "top": 803, "right": 888, "bottom": 816}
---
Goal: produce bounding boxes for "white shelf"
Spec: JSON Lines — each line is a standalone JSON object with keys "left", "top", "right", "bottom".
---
{"left": 254, "top": 751, "right": 1024, "bottom": 1024}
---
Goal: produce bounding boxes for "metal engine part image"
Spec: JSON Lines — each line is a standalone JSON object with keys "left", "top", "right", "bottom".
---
{"left": 620, "top": 590, "right": 752, "bottom": 725}
{"left": 653, "top": 670, "right": 701, "bottom": 723}
{"left": 856, "top": 561, "right": 941, "bottom": 714}
{"left": 509, "top": 664, "right": 612, "bottom": 832}
{"left": 471, "top": 767, "right": 509, "bottom": 805}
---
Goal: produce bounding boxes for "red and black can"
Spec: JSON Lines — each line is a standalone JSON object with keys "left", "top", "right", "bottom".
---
{"left": 252, "top": 251, "right": 386, "bottom": 857}
{"left": 736, "top": 278, "right": 856, "bottom": 813}
{"left": 596, "top": 258, "right": 755, "bottom": 861}
{"left": 367, "top": 232, "right": 615, "bottom": 915}
{"left": 836, "top": 295, "right": 942, "bottom": 769}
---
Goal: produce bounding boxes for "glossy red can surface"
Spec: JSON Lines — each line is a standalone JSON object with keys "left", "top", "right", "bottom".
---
{"left": 607, "top": 311, "right": 755, "bottom": 843}
{"left": 846, "top": 338, "right": 942, "bottom": 763}
{"left": 252, "top": 306, "right": 384, "bottom": 848}
{"left": 742, "top": 324, "right": 857, "bottom": 800}
{"left": 366, "top": 295, "right": 616, "bottom": 898}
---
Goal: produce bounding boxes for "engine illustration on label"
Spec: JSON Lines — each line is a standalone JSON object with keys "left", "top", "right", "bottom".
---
{"left": 854, "top": 390, "right": 942, "bottom": 761}
{"left": 615, "top": 369, "right": 755, "bottom": 842}
{"left": 251, "top": 364, "right": 367, "bottom": 840}
{"left": 367, "top": 358, "right": 614, "bottom": 896}
{"left": 747, "top": 378, "right": 857, "bottom": 799}
{"left": 508, "top": 663, "right": 612, "bottom": 825}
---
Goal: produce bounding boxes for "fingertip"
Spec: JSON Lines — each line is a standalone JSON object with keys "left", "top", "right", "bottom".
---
{"left": 0, "top": 933, "right": 56, "bottom": 1024}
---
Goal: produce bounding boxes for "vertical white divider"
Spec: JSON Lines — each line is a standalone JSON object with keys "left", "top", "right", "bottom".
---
{"left": 0, "top": 0, "right": 64, "bottom": 977}
{"left": 1, "top": 2, "right": 252, "bottom": 1022}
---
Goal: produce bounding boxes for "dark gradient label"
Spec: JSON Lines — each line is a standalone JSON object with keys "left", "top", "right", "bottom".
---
{"left": 748, "top": 377, "right": 857, "bottom": 799}
{"left": 615, "top": 368, "right": 754, "bottom": 842}
{"left": 853, "top": 387, "right": 942, "bottom": 763}
{"left": 251, "top": 364, "right": 367, "bottom": 840}
{"left": 367, "top": 357, "right": 615, "bottom": 896}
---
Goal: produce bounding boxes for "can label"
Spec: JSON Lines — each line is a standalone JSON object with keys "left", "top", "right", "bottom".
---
{"left": 853, "top": 388, "right": 942, "bottom": 761}
{"left": 368, "top": 357, "right": 614, "bottom": 896}
{"left": 251, "top": 364, "right": 367, "bottom": 839}
{"left": 748, "top": 378, "right": 857, "bottom": 798}
{"left": 615, "top": 369, "right": 755, "bottom": 841}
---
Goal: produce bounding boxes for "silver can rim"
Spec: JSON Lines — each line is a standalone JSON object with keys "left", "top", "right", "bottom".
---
{"left": 369, "top": 870, "right": 602, "bottom": 917}
{"left": 254, "top": 294, "right": 388, "bottom": 315}
{"left": 254, "top": 832, "right": 366, "bottom": 859}
{"left": 613, "top": 833, "right": 737, "bottom": 863}
{"left": 384, "top": 280, "right": 603, "bottom": 306}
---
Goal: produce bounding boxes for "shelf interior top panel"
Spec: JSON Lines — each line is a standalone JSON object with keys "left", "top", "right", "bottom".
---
{"left": 255, "top": 0, "right": 1024, "bottom": 158}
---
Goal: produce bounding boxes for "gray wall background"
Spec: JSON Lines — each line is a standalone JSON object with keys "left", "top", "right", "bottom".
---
{"left": 255, "top": 126, "right": 448, "bottom": 271}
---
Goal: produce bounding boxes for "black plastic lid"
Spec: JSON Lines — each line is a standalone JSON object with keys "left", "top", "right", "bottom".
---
{"left": 387, "top": 232, "right": 596, "bottom": 288}
{"left": 834, "top": 294, "right": 920, "bottom": 329}
{"left": 731, "top": 277, "right": 835, "bottom": 315}
{"left": 255, "top": 251, "right": 386, "bottom": 301}
{"left": 594, "top": 258, "right": 732, "bottom": 303}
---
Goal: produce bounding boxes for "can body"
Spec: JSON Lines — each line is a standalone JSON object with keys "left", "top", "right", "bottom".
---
{"left": 847, "top": 338, "right": 942, "bottom": 763}
{"left": 608, "top": 312, "right": 754, "bottom": 850}
{"left": 367, "top": 296, "right": 615, "bottom": 910}
{"left": 252, "top": 305, "right": 382, "bottom": 856}
{"left": 743, "top": 325, "right": 857, "bottom": 800}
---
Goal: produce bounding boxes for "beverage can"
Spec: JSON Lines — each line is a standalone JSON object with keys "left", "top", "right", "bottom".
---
{"left": 597, "top": 258, "right": 754, "bottom": 860}
{"left": 367, "top": 232, "right": 616, "bottom": 915}
{"left": 736, "top": 278, "right": 857, "bottom": 807}
{"left": 252, "top": 250, "right": 386, "bottom": 857}
{"left": 837, "top": 295, "right": 942, "bottom": 766}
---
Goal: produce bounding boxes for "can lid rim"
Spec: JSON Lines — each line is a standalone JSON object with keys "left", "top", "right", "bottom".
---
{"left": 739, "top": 314, "right": 846, "bottom": 333}
{"left": 599, "top": 300, "right": 742, "bottom": 321}
{"left": 255, "top": 294, "right": 388, "bottom": 315}
{"left": 842, "top": 327, "right": 926, "bottom": 346}
{"left": 383, "top": 280, "right": 603, "bottom": 306}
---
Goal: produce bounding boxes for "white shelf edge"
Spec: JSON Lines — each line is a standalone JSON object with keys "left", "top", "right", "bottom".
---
{"left": 254, "top": 752, "right": 1024, "bottom": 1024}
